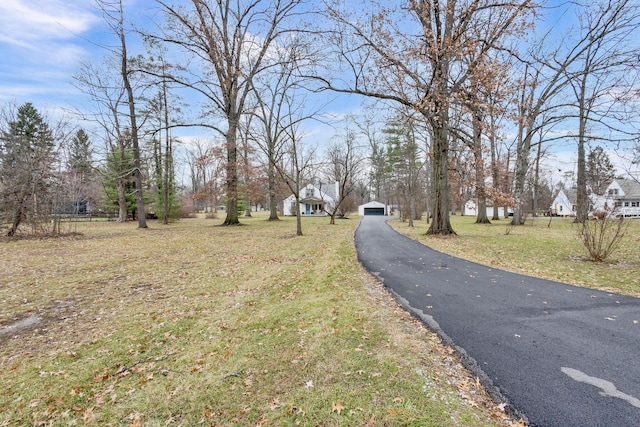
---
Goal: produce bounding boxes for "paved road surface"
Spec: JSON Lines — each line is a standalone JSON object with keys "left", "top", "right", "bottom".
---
{"left": 355, "top": 216, "right": 640, "bottom": 427}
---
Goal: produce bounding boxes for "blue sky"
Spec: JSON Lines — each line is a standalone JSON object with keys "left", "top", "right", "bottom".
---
{"left": 0, "top": 0, "right": 101, "bottom": 111}
{"left": 0, "top": 0, "right": 636, "bottom": 183}
{"left": 0, "top": 0, "right": 361, "bottom": 188}
{"left": 0, "top": 0, "right": 354, "bottom": 138}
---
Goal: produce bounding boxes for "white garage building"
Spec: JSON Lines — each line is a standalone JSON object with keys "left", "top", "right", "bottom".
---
{"left": 358, "top": 201, "right": 389, "bottom": 216}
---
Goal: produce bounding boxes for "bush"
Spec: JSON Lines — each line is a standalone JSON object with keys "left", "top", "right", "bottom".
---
{"left": 577, "top": 209, "right": 629, "bottom": 262}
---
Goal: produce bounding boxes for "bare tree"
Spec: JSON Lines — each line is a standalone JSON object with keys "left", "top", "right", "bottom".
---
{"left": 317, "top": 0, "right": 535, "bottom": 234}
{"left": 73, "top": 58, "right": 134, "bottom": 223}
{"left": 564, "top": 0, "right": 640, "bottom": 223}
{"left": 511, "top": 0, "right": 639, "bottom": 225}
{"left": 137, "top": 40, "right": 184, "bottom": 224}
{"left": 186, "top": 139, "right": 226, "bottom": 213}
{"left": 357, "top": 117, "right": 389, "bottom": 207}
{"left": 97, "top": 0, "right": 148, "bottom": 228}
{"left": 455, "top": 56, "right": 508, "bottom": 224}
{"left": 154, "top": 0, "right": 304, "bottom": 225}
{"left": 249, "top": 41, "right": 302, "bottom": 222}
{"left": 321, "top": 129, "right": 365, "bottom": 224}
{"left": 248, "top": 35, "right": 328, "bottom": 232}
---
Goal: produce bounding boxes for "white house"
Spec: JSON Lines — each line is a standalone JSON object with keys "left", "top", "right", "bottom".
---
{"left": 358, "top": 201, "right": 389, "bottom": 216}
{"left": 550, "top": 188, "right": 577, "bottom": 217}
{"left": 283, "top": 183, "right": 337, "bottom": 216}
{"left": 595, "top": 178, "right": 640, "bottom": 218}
{"left": 463, "top": 199, "right": 508, "bottom": 218}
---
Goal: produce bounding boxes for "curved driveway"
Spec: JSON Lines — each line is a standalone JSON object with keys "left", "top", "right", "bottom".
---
{"left": 355, "top": 216, "right": 640, "bottom": 427}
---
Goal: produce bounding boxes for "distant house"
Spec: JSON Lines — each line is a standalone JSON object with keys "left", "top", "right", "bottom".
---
{"left": 283, "top": 183, "right": 337, "bottom": 216}
{"left": 463, "top": 199, "right": 509, "bottom": 218}
{"left": 596, "top": 178, "right": 640, "bottom": 218}
{"left": 550, "top": 188, "right": 577, "bottom": 217}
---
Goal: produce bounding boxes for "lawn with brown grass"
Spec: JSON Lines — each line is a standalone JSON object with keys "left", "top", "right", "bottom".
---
{"left": 0, "top": 214, "right": 517, "bottom": 426}
{"left": 389, "top": 215, "right": 640, "bottom": 297}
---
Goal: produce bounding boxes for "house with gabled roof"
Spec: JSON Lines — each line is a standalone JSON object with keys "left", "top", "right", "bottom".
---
{"left": 597, "top": 178, "right": 640, "bottom": 218}
{"left": 550, "top": 188, "right": 578, "bottom": 217}
{"left": 283, "top": 182, "right": 338, "bottom": 216}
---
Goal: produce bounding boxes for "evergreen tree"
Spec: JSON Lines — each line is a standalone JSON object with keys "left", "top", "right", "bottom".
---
{"left": 67, "top": 129, "right": 93, "bottom": 176}
{"left": 101, "top": 145, "right": 136, "bottom": 220}
{"left": 383, "top": 121, "right": 423, "bottom": 224}
{"left": 586, "top": 146, "right": 616, "bottom": 195}
{"left": 65, "top": 129, "right": 96, "bottom": 215}
{"left": 0, "top": 103, "right": 57, "bottom": 236}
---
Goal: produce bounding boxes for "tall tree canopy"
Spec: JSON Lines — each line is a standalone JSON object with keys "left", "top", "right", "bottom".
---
{"left": 318, "top": 0, "right": 535, "bottom": 234}
{"left": 154, "top": 0, "right": 304, "bottom": 225}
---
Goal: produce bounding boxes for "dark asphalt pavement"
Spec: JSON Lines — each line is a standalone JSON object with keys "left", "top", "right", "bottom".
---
{"left": 355, "top": 216, "right": 640, "bottom": 427}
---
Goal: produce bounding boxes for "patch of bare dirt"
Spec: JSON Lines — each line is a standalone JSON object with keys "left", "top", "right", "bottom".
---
{"left": 0, "top": 313, "right": 43, "bottom": 343}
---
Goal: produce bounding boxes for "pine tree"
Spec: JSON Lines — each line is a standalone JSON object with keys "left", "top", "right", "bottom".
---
{"left": 101, "top": 146, "right": 136, "bottom": 220}
{"left": 0, "top": 103, "right": 57, "bottom": 236}
{"left": 586, "top": 146, "right": 616, "bottom": 195}
{"left": 67, "top": 129, "right": 93, "bottom": 176}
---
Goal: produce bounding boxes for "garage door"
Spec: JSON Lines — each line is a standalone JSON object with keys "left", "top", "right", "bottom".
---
{"left": 364, "top": 207, "right": 385, "bottom": 215}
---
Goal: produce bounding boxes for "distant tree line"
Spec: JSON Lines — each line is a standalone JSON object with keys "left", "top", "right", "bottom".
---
{"left": 2, "top": 0, "right": 639, "bottom": 237}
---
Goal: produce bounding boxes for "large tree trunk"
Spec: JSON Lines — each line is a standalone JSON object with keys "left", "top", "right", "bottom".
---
{"left": 408, "top": 196, "right": 415, "bottom": 227}
{"left": 575, "top": 66, "right": 589, "bottom": 224}
{"left": 295, "top": 198, "right": 302, "bottom": 236}
{"left": 118, "top": 2, "right": 147, "bottom": 229}
{"left": 489, "top": 117, "right": 501, "bottom": 221}
{"left": 532, "top": 134, "right": 542, "bottom": 218}
{"left": 427, "top": 121, "right": 455, "bottom": 235}
{"left": 473, "top": 114, "right": 490, "bottom": 224}
{"left": 7, "top": 200, "right": 25, "bottom": 236}
{"left": 223, "top": 119, "right": 240, "bottom": 225}
{"left": 512, "top": 121, "right": 533, "bottom": 226}
{"left": 162, "top": 80, "right": 171, "bottom": 225}
{"left": 476, "top": 182, "right": 490, "bottom": 224}
{"left": 267, "top": 161, "right": 280, "bottom": 221}
{"left": 575, "top": 133, "right": 587, "bottom": 223}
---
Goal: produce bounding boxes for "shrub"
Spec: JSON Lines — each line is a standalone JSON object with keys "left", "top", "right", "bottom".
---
{"left": 577, "top": 209, "right": 629, "bottom": 262}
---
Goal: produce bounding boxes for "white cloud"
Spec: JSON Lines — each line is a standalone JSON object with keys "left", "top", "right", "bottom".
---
{"left": 0, "top": 0, "right": 97, "bottom": 48}
{"left": 0, "top": 0, "right": 101, "bottom": 105}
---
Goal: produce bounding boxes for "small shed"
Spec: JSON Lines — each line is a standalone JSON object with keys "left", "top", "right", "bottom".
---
{"left": 359, "top": 201, "right": 387, "bottom": 216}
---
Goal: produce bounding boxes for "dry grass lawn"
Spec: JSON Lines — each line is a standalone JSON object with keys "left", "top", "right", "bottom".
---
{"left": 390, "top": 215, "right": 640, "bottom": 297}
{"left": 0, "top": 214, "right": 520, "bottom": 426}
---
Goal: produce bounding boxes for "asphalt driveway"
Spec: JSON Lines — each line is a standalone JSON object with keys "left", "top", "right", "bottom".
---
{"left": 355, "top": 216, "right": 640, "bottom": 427}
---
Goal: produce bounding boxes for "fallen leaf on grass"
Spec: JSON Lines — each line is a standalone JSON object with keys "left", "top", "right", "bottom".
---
{"left": 331, "top": 400, "right": 344, "bottom": 415}
{"left": 286, "top": 403, "right": 305, "bottom": 416}
{"left": 269, "top": 397, "right": 281, "bottom": 410}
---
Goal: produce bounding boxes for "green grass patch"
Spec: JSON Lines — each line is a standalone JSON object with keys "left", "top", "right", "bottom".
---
{"left": 0, "top": 215, "right": 513, "bottom": 426}
{"left": 390, "top": 215, "right": 640, "bottom": 297}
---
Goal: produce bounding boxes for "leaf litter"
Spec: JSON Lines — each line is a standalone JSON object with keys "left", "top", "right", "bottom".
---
{"left": 1, "top": 216, "right": 523, "bottom": 426}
